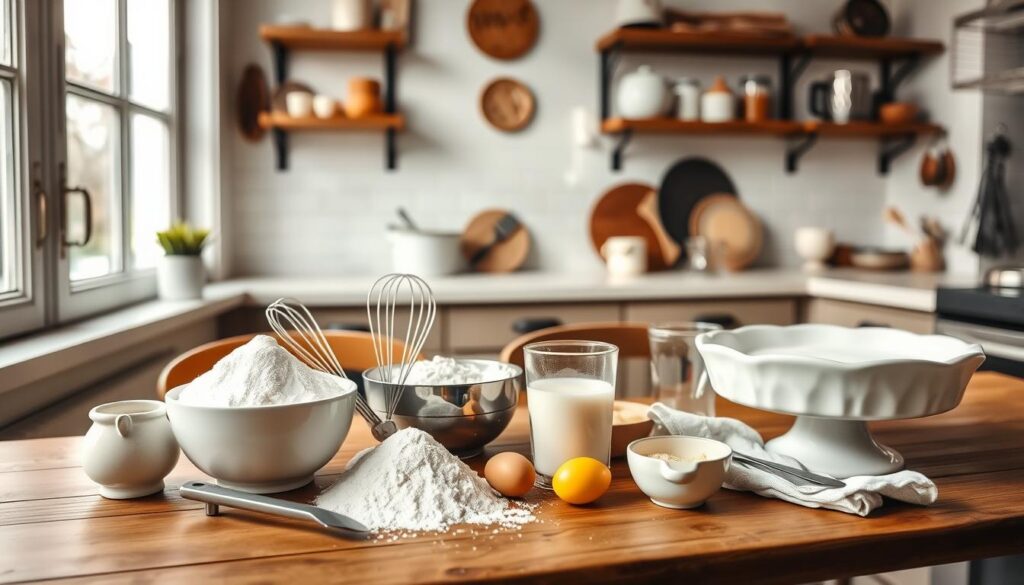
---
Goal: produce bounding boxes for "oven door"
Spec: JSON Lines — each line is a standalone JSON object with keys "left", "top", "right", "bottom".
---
{"left": 936, "top": 320, "right": 1024, "bottom": 378}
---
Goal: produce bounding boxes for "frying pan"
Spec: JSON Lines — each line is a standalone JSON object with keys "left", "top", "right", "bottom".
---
{"left": 658, "top": 157, "right": 738, "bottom": 246}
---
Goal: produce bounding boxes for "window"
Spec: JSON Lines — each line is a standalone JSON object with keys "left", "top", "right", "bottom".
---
{"left": 57, "top": 0, "right": 176, "bottom": 322}
{"left": 0, "top": 0, "right": 177, "bottom": 338}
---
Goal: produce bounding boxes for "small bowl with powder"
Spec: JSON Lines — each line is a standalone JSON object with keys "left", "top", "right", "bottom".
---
{"left": 626, "top": 435, "right": 732, "bottom": 510}
{"left": 165, "top": 336, "right": 358, "bottom": 494}
{"left": 362, "top": 357, "right": 521, "bottom": 459}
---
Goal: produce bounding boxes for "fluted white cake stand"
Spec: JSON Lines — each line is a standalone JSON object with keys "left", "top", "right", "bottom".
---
{"left": 697, "top": 325, "right": 985, "bottom": 478}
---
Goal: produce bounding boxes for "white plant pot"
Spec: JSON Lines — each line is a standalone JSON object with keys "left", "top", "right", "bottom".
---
{"left": 157, "top": 255, "right": 205, "bottom": 301}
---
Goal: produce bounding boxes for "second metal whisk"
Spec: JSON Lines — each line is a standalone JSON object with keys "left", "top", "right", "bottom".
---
{"left": 366, "top": 273, "right": 437, "bottom": 440}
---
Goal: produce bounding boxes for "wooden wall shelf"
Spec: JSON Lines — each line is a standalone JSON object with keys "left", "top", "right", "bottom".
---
{"left": 596, "top": 27, "right": 945, "bottom": 174}
{"left": 259, "top": 25, "right": 404, "bottom": 171}
{"left": 258, "top": 112, "right": 406, "bottom": 131}
{"left": 259, "top": 26, "right": 407, "bottom": 51}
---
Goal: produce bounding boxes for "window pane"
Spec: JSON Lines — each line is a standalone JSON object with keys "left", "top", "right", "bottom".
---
{"left": 127, "top": 0, "right": 170, "bottom": 111}
{"left": 67, "top": 94, "right": 121, "bottom": 281}
{"left": 64, "top": 0, "right": 117, "bottom": 93}
{"left": 0, "top": 0, "right": 11, "bottom": 66}
{"left": 0, "top": 80, "right": 15, "bottom": 294}
{"left": 130, "top": 113, "right": 169, "bottom": 269}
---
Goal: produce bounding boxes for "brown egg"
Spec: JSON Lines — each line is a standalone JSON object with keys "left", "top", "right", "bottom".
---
{"left": 484, "top": 452, "right": 536, "bottom": 498}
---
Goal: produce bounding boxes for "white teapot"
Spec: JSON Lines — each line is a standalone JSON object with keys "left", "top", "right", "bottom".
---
{"left": 83, "top": 400, "right": 180, "bottom": 499}
{"left": 616, "top": 65, "right": 670, "bottom": 119}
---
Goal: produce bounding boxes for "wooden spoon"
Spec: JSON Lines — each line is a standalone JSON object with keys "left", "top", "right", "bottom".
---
{"left": 636, "top": 190, "right": 682, "bottom": 267}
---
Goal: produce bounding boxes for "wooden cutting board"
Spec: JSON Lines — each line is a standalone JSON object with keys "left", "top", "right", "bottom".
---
{"left": 461, "top": 209, "right": 530, "bottom": 273}
{"left": 589, "top": 183, "right": 675, "bottom": 271}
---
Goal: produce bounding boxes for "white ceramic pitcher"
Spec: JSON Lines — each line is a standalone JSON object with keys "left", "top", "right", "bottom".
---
{"left": 83, "top": 400, "right": 180, "bottom": 499}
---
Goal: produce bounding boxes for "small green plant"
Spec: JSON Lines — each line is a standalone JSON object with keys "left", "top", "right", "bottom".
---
{"left": 156, "top": 222, "right": 211, "bottom": 256}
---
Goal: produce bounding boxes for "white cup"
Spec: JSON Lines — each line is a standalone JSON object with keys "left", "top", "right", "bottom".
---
{"left": 601, "top": 236, "right": 647, "bottom": 278}
{"left": 794, "top": 227, "right": 836, "bottom": 272}
{"left": 285, "top": 91, "right": 314, "bottom": 118}
{"left": 312, "top": 95, "right": 337, "bottom": 119}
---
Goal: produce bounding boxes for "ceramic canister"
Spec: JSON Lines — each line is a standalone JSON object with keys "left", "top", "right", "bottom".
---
{"left": 344, "top": 78, "right": 383, "bottom": 119}
{"left": 83, "top": 400, "right": 180, "bottom": 499}
{"left": 616, "top": 65, "right": 669, "bottom": 119}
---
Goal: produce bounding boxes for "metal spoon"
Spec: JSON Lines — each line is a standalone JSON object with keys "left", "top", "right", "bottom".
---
{"left": 732, "top": 452, "right": 845, "bottom": 488}
{"left": 179, "top": 481, "right": 369, "bottom": 537}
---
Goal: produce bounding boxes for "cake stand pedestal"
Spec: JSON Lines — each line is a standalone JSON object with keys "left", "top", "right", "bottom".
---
{"left": 765, "top": 416, "right": 904, "bottom": 478}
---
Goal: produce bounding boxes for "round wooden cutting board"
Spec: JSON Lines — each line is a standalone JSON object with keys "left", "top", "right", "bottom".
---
{"left": 461, "top": 209, "right": 531, "bottom": 273}
{"left": 589, "top": 182, "right": 673, "bottom": 271}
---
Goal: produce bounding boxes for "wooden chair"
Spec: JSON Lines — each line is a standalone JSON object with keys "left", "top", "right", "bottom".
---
{"left": 156, "top": 331, "right": 418, "bottom": 399}
{"left": 499, "top": 322, "right": 652, "bottom": 369}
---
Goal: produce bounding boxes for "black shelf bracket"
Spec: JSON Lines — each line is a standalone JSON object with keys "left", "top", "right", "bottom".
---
{"left": 271, "top": 42, "right": 288, "bottom": 85}
{"left": 878, "top": 55, "right": 920, "bottom": 105}
{"left": 273, "top": 129, "right": 288, "bottom": 170}
{"left": 384, "top": 43, "right": 398, "bottom": 171}
{"left": 599, "top": 45, "right": 622, "bottom": 121}
{"left": 611, "top": 129, "right": 633, "bottom": 172}
{"left": 878, "top": 133, "right": 916, "bottom": 175}
{"left": 785, "top": 132, "right": 818, "bottom": 173}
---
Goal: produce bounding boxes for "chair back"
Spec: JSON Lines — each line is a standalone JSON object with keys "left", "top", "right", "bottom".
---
{"left": 499, "top": 322, "right": 651, "bottom": 369}
{"left": 156, "top": 331, "right": 416, "bottom": 399}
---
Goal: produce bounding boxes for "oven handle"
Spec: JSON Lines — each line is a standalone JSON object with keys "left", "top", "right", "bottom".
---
{"left": 936, "top": 320, "right": 1024, "bottom": 362}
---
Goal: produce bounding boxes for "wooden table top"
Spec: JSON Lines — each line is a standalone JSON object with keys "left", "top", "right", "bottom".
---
{"left": 2, "top": 372, "right": 1024, "bottom": 584}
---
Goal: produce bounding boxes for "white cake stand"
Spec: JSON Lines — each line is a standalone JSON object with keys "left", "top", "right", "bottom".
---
{"left": 696, "top": 325, "right": 985, "bottom": 478}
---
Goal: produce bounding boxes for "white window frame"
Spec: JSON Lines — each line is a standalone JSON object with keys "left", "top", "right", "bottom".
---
{"left": 53, "top": 0, "right": 180, "bottom": 323}
{"left": 0, "top": 0, "right": 46, "bottom": 338}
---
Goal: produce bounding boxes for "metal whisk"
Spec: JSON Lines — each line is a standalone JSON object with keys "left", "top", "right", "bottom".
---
{"left": 366, "top": 273, "right": 437, "bottom": 441}
{"left": 264, "top": 298, "right": 383, "bottom": 435}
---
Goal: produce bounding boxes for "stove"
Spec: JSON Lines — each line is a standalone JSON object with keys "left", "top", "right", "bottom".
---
{"left": 936, "top": 282, "right": 1024, "bottom": 377}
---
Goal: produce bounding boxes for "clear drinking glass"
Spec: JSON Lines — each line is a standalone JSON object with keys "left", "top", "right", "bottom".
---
{"left": 649, "top": 322, "right": 722, "bottom": 415}
{"left": 524, "top": 340, "right": 618, "bottom": 489}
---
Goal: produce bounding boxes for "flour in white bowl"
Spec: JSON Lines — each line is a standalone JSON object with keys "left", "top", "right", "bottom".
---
{"left": 315, "top": 427, "right": 535, "bottom": 533}
{"left": 178, "top": 335, "right": 350, "bottom": 407}
{"left": 403, "top": 356, "right": 511, "bottom": 386}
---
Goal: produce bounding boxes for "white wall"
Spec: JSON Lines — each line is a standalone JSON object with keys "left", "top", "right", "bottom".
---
{"left": 215, "top": 0, "right": 978, "bottom": 277}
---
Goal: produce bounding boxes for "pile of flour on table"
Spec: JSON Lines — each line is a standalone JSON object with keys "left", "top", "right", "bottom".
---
{"left": 178, "top": 335, "right": 350, "bottom": 407}
{"left": 315, "top": 428, "right": 535, "bottom": 533}
{"left": 404, "top": 356, "right": 511, "bottom": 385}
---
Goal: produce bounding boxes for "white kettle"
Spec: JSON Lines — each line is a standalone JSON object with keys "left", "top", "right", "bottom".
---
{"left": 615, "top": 0, "right": 664, "bottom": 27}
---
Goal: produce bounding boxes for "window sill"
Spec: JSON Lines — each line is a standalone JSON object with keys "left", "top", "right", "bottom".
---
{"left": 0, "top": 292, "right": 246, "bottom": 396}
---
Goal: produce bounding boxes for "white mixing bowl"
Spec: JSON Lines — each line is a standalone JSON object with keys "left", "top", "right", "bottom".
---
{"left": 165, "top": 383, "right": 356, "bottom": 493}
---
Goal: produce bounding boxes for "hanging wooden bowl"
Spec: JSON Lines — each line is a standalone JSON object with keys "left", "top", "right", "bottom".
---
{"left": 480, "top": 78, "right": 536, "bottom": 132}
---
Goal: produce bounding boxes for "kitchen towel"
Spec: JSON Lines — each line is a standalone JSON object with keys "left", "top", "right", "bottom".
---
{"left": 648, "top": 403, "right": 938, "bottom": 516}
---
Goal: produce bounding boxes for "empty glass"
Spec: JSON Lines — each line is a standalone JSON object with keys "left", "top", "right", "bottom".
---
{"left": 648, "top": 322, "right": 722, "bottom": 415}
{"left": 524, "top": 341, "right": 618, "bottom": 489}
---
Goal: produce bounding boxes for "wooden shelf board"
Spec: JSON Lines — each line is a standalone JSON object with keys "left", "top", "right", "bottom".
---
{"left": 259, "top": 25, "right": 406, "bottom": 51}
{"left": 801, "top": 34, "right": 944, "bottom": 59}
{"left": 258, "top": 111, "right": 405, "bottom": 131}
{"left": 803, "top": 120, "right": 943, "bottom": 136}
{"left": 602, "top": 118, "right": 802, "bottom": 135}
{"left": 595, "top": 28, "right": 943, "bottom": 59}
{"left": 596, "top": 28, "right": 800, "bottom": 54}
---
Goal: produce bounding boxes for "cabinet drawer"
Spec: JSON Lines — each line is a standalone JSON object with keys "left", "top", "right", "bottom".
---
{"left": 804, "top": 298, "right": 935, "bottom": 334}
{"left": 447, "top": 303, "right": 619, "bottom": 352}
{"left": 624, "top": 299, "right": 797, "bottom": 327}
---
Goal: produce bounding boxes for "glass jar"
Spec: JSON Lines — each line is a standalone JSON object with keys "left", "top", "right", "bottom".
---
{"left": 740, "top": 75, "right": 772, "bottom": 122}
{"left": 673, "top": 77, "right": 701, "bottom": 121}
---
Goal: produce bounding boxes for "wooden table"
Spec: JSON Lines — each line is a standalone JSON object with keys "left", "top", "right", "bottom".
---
{"left": 3, "top": 372, "right": 1024, "bottom": 584}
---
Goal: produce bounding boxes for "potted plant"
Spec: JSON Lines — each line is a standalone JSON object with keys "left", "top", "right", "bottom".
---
{"left": 155, "top": 222, "right": 211, "bottom": 301}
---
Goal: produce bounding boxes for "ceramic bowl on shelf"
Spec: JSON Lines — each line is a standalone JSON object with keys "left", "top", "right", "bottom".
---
{"left": 696, "top": 324, "right": 985, "bottom": 477}
{"left": 165, "top": 383, "right": 357, "bottom": 493}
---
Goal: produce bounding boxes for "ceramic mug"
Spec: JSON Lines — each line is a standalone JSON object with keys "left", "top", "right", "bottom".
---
{"left": 601, "top": 236, "right": 647, "bottom": 277}
{"left": 312, "top": 95, "right": 338, "bottom": 119}
{"left": 83, "top": 400, "right": 180, "bottom": 499}
{"left": 285, "top": 91, "right": 314, "bottom": 118}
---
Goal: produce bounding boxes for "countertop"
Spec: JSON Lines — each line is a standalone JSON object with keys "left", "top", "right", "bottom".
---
{"left": 4, "top": 372, "right": 1022, "bottom": 584}
{"left": 208, "top": 268, "right": 975, "bottom": 312}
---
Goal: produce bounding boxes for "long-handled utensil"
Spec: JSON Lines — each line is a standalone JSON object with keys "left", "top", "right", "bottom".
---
{"left": 366, "top": 273, "right": 437, "bottom": 440}
{"left": 180, "top": 481, "right": 369, "bottom": 537}
{"left": 733, "top": 452, "right": 845, "bottom": 488}
{"left": 265, "top": 297, "right": 385, "bottom": 439}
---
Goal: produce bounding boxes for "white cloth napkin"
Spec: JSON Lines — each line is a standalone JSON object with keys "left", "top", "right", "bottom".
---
{"left": 648, "top": 403, "right": 938, "bottom": 516}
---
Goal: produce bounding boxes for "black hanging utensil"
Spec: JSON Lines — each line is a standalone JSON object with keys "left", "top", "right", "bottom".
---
{"left": 961, "top": 127, "right": 1018, "bottom": 258}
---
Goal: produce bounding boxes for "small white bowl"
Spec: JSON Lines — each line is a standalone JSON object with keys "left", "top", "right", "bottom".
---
{"left": 165, "top": 383, "right": 356, "bottom": 493}
{"left": 794, "top": 226, "right": 835, "bottom": 272}
{"left": 627, "top": 436, "right": 732, "bottom": 509}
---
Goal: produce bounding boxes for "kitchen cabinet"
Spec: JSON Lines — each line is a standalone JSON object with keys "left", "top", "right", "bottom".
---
{"left": 446, "top": 303, "right": 620, "bottom": 354}
{"left": 804, "top": 298, "right": 935, "bottom": 334}
{"left": 624, "top": 299, "right": 798, "bottom": 327}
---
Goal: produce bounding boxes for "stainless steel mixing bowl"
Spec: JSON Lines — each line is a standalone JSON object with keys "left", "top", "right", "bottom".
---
{"left": 362, "top": 359, "right": 521, "bottom": 458}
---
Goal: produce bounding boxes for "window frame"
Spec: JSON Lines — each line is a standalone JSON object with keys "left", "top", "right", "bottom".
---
{"left": 55, "top": 0, "right": 180, "bottom": 323}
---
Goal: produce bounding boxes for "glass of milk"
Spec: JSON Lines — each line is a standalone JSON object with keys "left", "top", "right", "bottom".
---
{"left": 524, "top": 340, "right": 618, "bottom": 489}
{"left": 648, "top": 322, "right": 722, "bottom": 415}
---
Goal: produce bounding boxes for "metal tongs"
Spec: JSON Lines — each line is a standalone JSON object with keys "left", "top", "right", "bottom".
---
{"left": 732, "top": 452, "right": 846, "bottom": 489}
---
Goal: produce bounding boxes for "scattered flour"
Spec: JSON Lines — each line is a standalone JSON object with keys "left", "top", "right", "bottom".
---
{"left": 178, "top": 335, "right": 351, "bottom": 407}
{"left": 404, "top": 356, "right": 511, "bottom": 386}
{"left": 315, "top": 428, "right": 535, "bottom": 533}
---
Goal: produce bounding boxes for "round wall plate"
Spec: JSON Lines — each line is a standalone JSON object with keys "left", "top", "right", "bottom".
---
{"left": 480, "top": 78, "right": 536, "bottom": 132}
{"left": 467, "top": 0, "right": 540, "bottom": 60}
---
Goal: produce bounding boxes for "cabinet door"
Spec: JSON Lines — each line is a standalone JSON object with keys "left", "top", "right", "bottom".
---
{"left": 624, "top": 299, "right": 797, "bottom": 327}
{"left": 447, "top": 303, "right": 620, "bottom": 353}
{"left": 804, "top": 298, "right": 935, "bottom": 334}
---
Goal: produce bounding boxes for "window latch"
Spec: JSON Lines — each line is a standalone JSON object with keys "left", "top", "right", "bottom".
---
{"left": 59, "top": 163, "right": 93, "bottom": 249}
